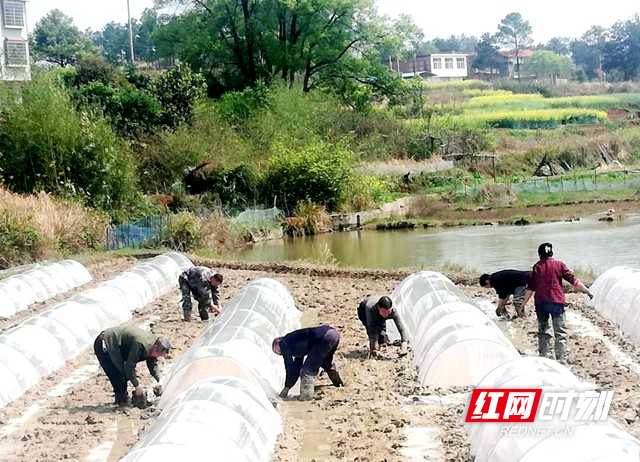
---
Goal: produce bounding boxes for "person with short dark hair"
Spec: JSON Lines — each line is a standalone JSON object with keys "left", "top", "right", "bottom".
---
{"left": 93, "top": 326, "right": 171, "bottom": 406}
{"left": 521, "top": 242, "right": 593, "bottom": 362}
{"left": 357, "top": 295, "right": 408, "bottom": 357}
{"left": 178, "top": 266, "right": 223, "bottom": 321}
{"left": 272, "top": 325, "right": 344, "bottom": 401}
{"left": 479, "top": 270, "right": 531, "bottom": 318}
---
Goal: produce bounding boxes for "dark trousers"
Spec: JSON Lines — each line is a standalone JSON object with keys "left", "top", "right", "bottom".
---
{"left": 535, "top": 302, "right": 568, "bottom": 361}
{"left": 357, "top": 305, "right": 387, "bottom": 344}
{"left": 300, "top": 328, "right": 340, "bottom": 378}
{"left": 179, "top": 276, "right": 210, "bottom": 320}
{"left": 94, "top": 333, "right": 127, "bottom": 398}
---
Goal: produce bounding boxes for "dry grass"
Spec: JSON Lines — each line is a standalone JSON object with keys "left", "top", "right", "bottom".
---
{"left": 0, "top": 188, "right": 109, "bottom": 268}
{"left": 406, "top": 195, "right": 445, "bottom": 219}
{"left": 475, "top": 184, "right": 518, "bottom": 206}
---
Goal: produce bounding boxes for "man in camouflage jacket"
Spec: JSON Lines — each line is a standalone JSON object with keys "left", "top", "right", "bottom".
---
{"left": 178, "top": 266, "right": 224, "bottom": 321}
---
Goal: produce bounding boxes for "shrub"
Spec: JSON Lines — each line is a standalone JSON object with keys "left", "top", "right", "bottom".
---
{"left": 157, "top": 211, "right": 244, "bottom": 254}
{"left": 184, "top": 164, "right": 260, "bottom": 208}
{"left": 73, "top": 82, "right": 163, "bottom": 135}
{"left": 282, "top": 201, "right": 331, "bottom": 236}
{"left": 0, "top": 74, "right": 139, "bottom": 215}
{"left": 148, "top": 64, "right": 207, "bottom": 127}
{"left": 0, "top": 211, "right": 44, "bottom": 269}
{"left": 216, "top": 83, "right": 272, "bottom": 126}
{"left": 262, "top": 141, "right": 355, "bottom": 212}
{"left": 136, "top": 103, "right": 251, "bottom": 192}
{"left": 158, "top": 211, "right": 204, "bottom": 252}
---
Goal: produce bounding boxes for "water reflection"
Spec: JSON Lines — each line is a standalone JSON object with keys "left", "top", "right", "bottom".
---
{"left": 237, "top": 214, "right": 640, "bottom": 273}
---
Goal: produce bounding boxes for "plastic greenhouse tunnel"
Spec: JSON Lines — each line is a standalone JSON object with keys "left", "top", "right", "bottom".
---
{"left": 391, "top": 271, "right": 520, "bottom": 387}
{"left": 464, "top": 356, "right": 640, "bottom": 462}
{"left": 588, "top": 266, "right": 640, "bottom": 343}
{"left": 119, "top": 278, "right": 302, "bottom": 462}
{"left": 0, "top": 260, "right": 93, "bottom": 319}
{"left": 0, "top": 252, "right": 193, "bottom": 409}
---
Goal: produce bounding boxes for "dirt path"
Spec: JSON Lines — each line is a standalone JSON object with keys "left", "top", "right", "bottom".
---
{"left": 1, "top": 257, "right": 640, "bottom": 461}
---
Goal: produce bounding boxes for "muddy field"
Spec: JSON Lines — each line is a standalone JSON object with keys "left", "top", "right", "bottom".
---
{"left": 1, "top": 255, "right": 640, "bottom": 461}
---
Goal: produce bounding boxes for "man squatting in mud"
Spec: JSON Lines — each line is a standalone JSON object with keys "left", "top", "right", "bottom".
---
{"left": 178, "top": 266, "right": 223, "bottom": 322}
{"left": 357, "top": 295, "right": 408, "bottom": 358}
{"left": 272, "top": 325, "right": 345, "bottom": 400}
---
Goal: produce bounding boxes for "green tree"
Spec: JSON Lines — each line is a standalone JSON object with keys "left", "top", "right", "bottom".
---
{"left": 524, "top": 50, "right": 575, "bottom": 83}
{"left": 33, "top": 9, "right": 93, "bottom": 67}
{"left": 472, "top": 33, "right": 502, "bottom": 75}
{"left": 431, "top": 35, "right": 478, "bottom": 53}
{"left": 148, "top": 64, "right": 207, "bottom": 126}
{"left": 152, "top": 0, "right": 385, "bottom": 93}
{"left": 544, "top": 37, "right": 571, "bottom": 56}
{"left": 496, "top": 12, "right": 533, "bottom": 79}
{"left": 570, "top": 26, "right": 608, "bottom": 80}
{"left": 604, "top": 16, "right": 640, "bottom": 81}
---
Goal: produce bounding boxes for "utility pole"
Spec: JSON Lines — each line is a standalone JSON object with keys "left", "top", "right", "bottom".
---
{"left": 127, "top": 0, "right": 135, "bottom": 64}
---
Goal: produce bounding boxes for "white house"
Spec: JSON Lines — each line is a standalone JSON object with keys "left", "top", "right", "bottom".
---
{"left": 0, "top": 0, "right": 30, "bottom": 81}
{"left": 390, "top": 53, "right": 469, "bottom": 82}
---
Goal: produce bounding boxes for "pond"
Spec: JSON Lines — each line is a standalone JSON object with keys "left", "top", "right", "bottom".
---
{"left": 236, "top": 214, "right": 640, "bottom": 274}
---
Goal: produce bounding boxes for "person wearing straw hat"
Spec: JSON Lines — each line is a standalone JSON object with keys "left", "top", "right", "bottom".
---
{"left": 178, "top": 266, "right": 223, "bottom": 322}
{"left": 272, "top": 325, "right": 344, "bottom": 401}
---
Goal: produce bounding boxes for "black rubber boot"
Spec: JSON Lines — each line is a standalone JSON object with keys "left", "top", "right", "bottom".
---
{"left": 115, "top": 393, "right": 130, "bottom": 407}
{"left": 326, "top": 370, "right": 344, "bottom": 387}
{"left": 198, "top": 308, "right": 209, "bottom": 321}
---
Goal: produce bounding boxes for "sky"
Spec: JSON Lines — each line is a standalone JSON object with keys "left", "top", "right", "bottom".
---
{"left": 28, "top": 0, "right": 640, "bottom": 43}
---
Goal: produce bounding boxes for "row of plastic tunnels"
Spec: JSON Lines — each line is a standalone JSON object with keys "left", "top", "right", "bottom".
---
{"left": 1, "top": 255, "right": 640, "bottom": 461}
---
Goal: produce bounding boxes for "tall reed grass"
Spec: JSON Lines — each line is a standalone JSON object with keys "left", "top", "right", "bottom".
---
{"left": 0, "top": 188, "right": 109, "bottom": 268}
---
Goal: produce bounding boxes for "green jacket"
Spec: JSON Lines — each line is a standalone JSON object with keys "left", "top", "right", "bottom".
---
{"left": 103, "top": 326, "right": 160, "bottom": 387}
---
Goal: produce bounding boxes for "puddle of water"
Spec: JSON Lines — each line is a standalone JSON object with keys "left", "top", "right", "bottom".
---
{"left": 107, "top": 417, "right": 137, "bottom": 462}
{"left": 400, "top": 426, "right": 444, "bottom": 461}
{"left": 286, "top": 401, "right": 332, "bottom": 461}
{"left": 86, "top": 421, "right": 117, "bottom": 462}
{"left": 566, "top": 311, "right": 640, "bottom": 377}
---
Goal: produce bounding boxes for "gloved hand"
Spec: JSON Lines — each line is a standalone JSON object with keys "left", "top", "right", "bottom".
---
{"left": 209, "top": 305, "right": 221, "bottom": 314}
{"left": 153, "top": 384, "right": 163, "bottom": 397}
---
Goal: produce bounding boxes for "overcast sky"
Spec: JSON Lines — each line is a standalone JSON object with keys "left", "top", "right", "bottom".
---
{"left": 29, "top": 0, "right": 640, "bottom": 43}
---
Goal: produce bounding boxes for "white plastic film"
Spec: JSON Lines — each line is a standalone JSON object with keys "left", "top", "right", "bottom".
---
{"left": 391, "top": 272, "right": 519, "bottom": 387}
{"left": 464, "top": 357, "right": 640, "bottom": 462}
{"left": 588, "top": 266, "right": 640, "bottom": 344}
{"left": 124, "top": 278, "right": 300, "bottom": 462}
{"left": 0, "top": 259, "right": 93, "bottom": 319}
{"left": 0, "top": 252, "right": 194, "bottom": 410}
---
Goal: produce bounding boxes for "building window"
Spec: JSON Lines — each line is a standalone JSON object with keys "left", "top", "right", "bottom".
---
{"left": 445, "top": 58, "right": 454, "bottom": 69}
{"left": 6, "top": 40, "right": 27, "bottom": 66}
{"left": 457, "top": 57, "right": 466, "bottom": 69}
{"left": 432, "top": 58, "right": 442, "bottom": 69}
{"left": 3, "top": 0, "right": 25, "bottom": 27}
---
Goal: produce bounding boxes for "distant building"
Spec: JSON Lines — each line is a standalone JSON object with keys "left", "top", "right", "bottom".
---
{"left": 389, "top": 53, "right": 469, "bottom": 82}
{"left": 0, "top": 0, "right": 30, "bottom": 81}
{"left": 471, "top": 49, "right": 535, "bottom": 80}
